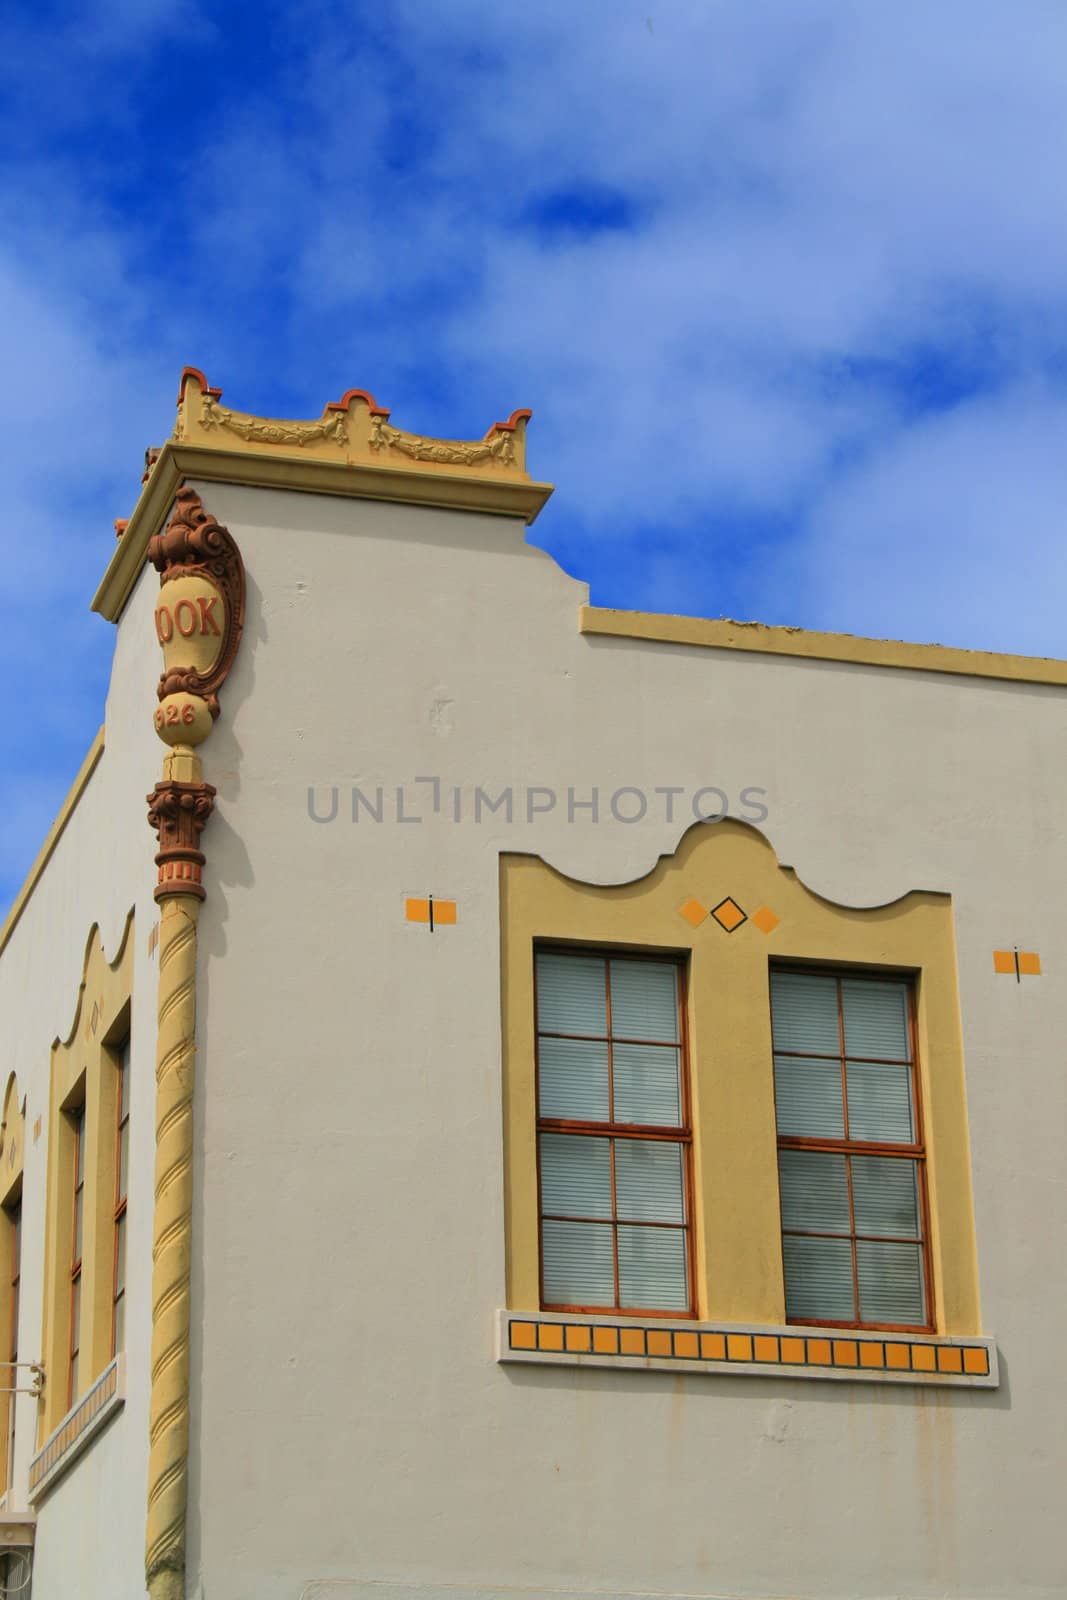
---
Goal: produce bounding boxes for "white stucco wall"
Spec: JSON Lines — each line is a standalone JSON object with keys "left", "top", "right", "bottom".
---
{"left": 0, "top": 563, "right": 161, "bottom": 1599}
{"left": 178, "top": 481, "right": 1066, "bottom": 1600}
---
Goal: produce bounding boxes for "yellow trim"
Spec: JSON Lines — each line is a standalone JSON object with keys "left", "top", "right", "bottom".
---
{"left": 0, "top": 1075, "right": 25, "bottom": 1496}
{"left": 580, "top": 604, "right": 1067, "bottom": 687}
{"left": 0, "top": 730, "right": 105, "bottom": 958}
{"left": 39, "top": 913, "right": 133, "bottom": 1440}
{"left": 500, "top": 819, "right": 981, "bottom": 1336}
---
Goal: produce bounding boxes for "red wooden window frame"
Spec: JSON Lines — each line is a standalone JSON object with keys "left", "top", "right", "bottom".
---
{"left": 111, "top": 1044, "right": 129, "bottom": 1357}
{"left": 771, "top": 965, "right": 934, "bottom": 1334}
{"left": 535, "top": 947, "right": 696, "bottom": 1319}
{"left": 69, "top": 1105, "right": 86, "bottom": 1408}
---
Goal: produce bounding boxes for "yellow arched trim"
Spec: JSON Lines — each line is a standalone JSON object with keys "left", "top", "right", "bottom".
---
{"left": 500, "top": 819, "right": 981, "bottom": 1336}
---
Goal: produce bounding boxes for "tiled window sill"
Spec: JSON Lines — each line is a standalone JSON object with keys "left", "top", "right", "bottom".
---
{"left": 498, "top": 1311, "right": 998, "bottom": 1388}
{"left": 29, "top": 1355, "right": 125, "bottom": 1502}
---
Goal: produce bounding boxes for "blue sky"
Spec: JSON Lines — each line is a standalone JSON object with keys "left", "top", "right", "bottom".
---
{"left": 3, "top": 0, "right": 1067, "bottom": 911}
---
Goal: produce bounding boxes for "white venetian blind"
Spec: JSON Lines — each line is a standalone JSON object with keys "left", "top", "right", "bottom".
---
{"left": 536, "top": 950, "right": 689, "bottom": 1312}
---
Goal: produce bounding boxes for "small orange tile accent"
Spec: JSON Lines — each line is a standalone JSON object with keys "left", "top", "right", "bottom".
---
{"left": 1018, "top": 950, "right": 1041, "bottom": 975}
{"left": 538, "top": 1323, "right": 564, "bottom": 1352}
{"left": 432, "top": 899, "right": 457, "bottom": 925}
{"left": 833, "top": 1340, "right": 859, "bottom": 1367}
{"left": 510, "top": 1321, "right": 537, "bottom": 1350}
{"left": 963, "top": 1347, "right": 988, "bottom": 1375}
{"left": 593, "top": 1326, "right": 619, "bottom": 1354}
{"left": 711, "top": 897, "right": 746, "bottom": 932}
{"left": 807, "top": 1339, "right": 832, "bottom": 1365}
{"left": 679, "top": 897, "right": 708, "bottom": 928}
{"left": 992, "top": 950, "right": 1015, "bottom": 974}
{"left": 619, "top": 1327, "right": 646, "bottom": 1356}
{"left": 752, "top": 906, "right": 779, "bottom": 935}
{"left": 405, "top": 897, "right": 431, "bottom": 923}
{"left": 726, "top": 1334, "right": 753, "bottom": 1362}
{"left": 937, "top": 1346, "right": 963, "bottom": 1373}
{"left": 565, "top": 1325, "right": 591, "bottom": 1353}
{"left": 674, "top": 1330, "right": 700, "bottom": 1358}
{"left": 647, "top": 1330, "right": 672, "bottom": 1358}
{"left": 780, "top": 1337, "right": 806, "bottom": 1364}
{"left": 753, "top": 1335, "right": 779, "bottom": 1363}
{"left": 885, "top": 1342, "right": 910, "bottom": 1369}
{"left": 859, "top": 1342, "right": 884, "bottom": 1368}
{"left": 700, "top": 1333, "right": 726, "bottom": 1360}
{"left": 911, "top": 1345, "right": 936, "bottom": 1372}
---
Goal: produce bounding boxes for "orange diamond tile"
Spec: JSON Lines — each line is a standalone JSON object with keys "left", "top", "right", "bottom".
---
{"left": 937, "top": 1346, "right": 963, "bottom": 1373}
{"left": 592, "top": 1326, "right": 619, "bottom": 1355}
{"left": 674, "top": 1330, "right": 699, "bottom": 1358}
{"left": 911, "top": 1344, "right": 936, "bottom": 1371}
{"left": 565, "top": 1325, "right": 591, "bottom": 1353}
{"left": 992, "top": 950, "right": 1015, "bottom": 974}
{"left": 780, "top": 1337, "right": 806, "bottom": 1365}
{"left": 619, "top": 1327, "right": 645, "bottom": 1356}
{"left": 432, "top": 899, "right": 457, "bottom": 925}
{"left": 885, "top": 1342, "right": 910, "bottom": 1369}
{"left": 726, "top": 1333, "right": 753, "bottom": 1361}
{"left": 538, "top": 1324, "right": 564, "bottom": 1352}
{"left": 1018, "top": 951, "right": 1041, "bottom": 975}
{"left": 700, "top": 1333, "right": 726, "bottom": 1360}
{"left": 859, "top": 1342, "right": 884, "bottom": 1368}
{"left": 510, "top": 1322, "right": 537, "bottom": 1350}
{"left": 405, "top": 897, "right": 431, "bottom": 923}
{"left": 679, "top": 897, "right": 708, "bottom": 928}
{"left": 808, "top": 1338, "right": 832, "bottom": 1365}
{"left": 753, "top": 1335, "right": 779, "bottom": 1363}
{"left": 711, "top": 897, "right": 747, "bottom": 932}
{"left": 751, "top": 906, "right": 779, "bottom": 935}
{"left": 833, "top": 1340, "right": 858, "bottom": 1367}
{"left": 963, "top": 1347, "right": 988, "bottom": 1375}
{"left": 647, "top": 1330, "right": 672, "bottom": 1358}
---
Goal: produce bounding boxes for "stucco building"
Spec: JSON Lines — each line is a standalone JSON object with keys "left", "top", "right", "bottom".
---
{"left": 0, "top": 369, "right": 1062, "bottom": 1600}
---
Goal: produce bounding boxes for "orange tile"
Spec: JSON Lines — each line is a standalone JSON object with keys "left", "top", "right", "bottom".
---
{"left": 911, "top": 1344, "right": 936, "bottom": 1372}
{"left": 992, "top": 950, "right": 1015, "bottom": 974}
{"left": 1018, "top": 950, "right": 1041, "bottom": 976}
{"left": 679, "top": 897, "right": 708, "bottom": 928}
{"left": 963, "top": 1347, "right": 989, "bottom": 1376}
{"left": 674, "top": 1330, "right": 700, "bottom": 1358}
{"left": 538, "top": 1323, "right": 564, "bottom": 1352}
{"left": 405, "top": 897, "right": 430, "bottom": 923}
{"left": 754, "top": 1335, "right": 779, "bottom": 1363}
{"left": 833, "top": 1340, "right": 858, "bottom": 1367}
{"left": 885, "top": 1342, "right": 910, "bottom": 1369}
{"left": 859, "top": 1342, "right": 884, "bottom": 1368}
{"left": 432, "top": 899, "right": 457, "bottom": 925}
{"left": 937, "top": 1346, "right": 963, "bottom": 1373}
{"left": 780, "top": 1337, "right": 806, "bottom": 1364}
{"left": 620, "top": 1327, "right": 646, "bottom": 1356}
{"left": 808, "top": 1338, "right": 832, "bottom": 1365}
{"left": 510, "top": 1321, "right": 537, "bottom": 1350}
{"left": 647, "top": 1330, "right": 672, "bottom": 1358}
{"left": 565, "top": 1325, "right": 591, "bottom": 1353}
{"left": 752, "top": 906, "right": 780, "bottom": 935}
{"left": 712, "top": 897, "right": 747, "bottom": 932}
{"left": 727, "top": 1333, "right": 753, "bottom": 1361}
{"left": 593, "top": 1326, "right": 619, "bottom": 1355}
{"left": 700, "top": 1332, "right": 726, "bottom": 1361}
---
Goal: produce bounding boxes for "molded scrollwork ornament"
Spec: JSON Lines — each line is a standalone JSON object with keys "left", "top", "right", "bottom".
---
{"left": 148, "top": 486, "right": 246, "bottom": 745}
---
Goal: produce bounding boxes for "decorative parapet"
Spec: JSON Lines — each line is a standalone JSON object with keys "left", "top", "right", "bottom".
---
{"left": 174, "top": 367, "right": 535, "bottom": 481}
{"left": 497, "top": 1311, "right": 998, "bottom": 1389}
{"left": 29, "top": 1356, "right": 124, "bottom": 1502}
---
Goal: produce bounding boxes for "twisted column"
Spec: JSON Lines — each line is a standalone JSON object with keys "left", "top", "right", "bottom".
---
{"left": 146, "top": 890, "right": 200, "bottom": 1600}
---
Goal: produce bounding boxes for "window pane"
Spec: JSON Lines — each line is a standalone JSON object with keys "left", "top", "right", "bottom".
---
{"left": 536, "top": 953, "right": 606, "bottom": 1036}
{"left": 539, "top": 1133, "right": 611, "bottom": 1218}
{"left": 76, "top": 1113, "right": 86, "bottom": 1174}
{"left": 846, "top": 1060, "right": 914, "bottom": 1143}
{"left": 119, "top": 1049, "right": 130, "bottom": 1118}
{"left": 69, "top": 1350, "right": 80, "bottom": 1404}
{"left": 73, "top": 1190, "right": 83, "bottom": 1263}
{"left": 852, "top": 1157, "right": 921, "bottom": 1239}
{"left": 609, "top": 960, "right": 679, "bottom": 1042}
{"left": 774, "top": 1055, "right": 844, "bottom": 1137}
{"left": 118, "top": 1121, "right": 130, "bottom": 1201}
{"left": 538, "top": 1037, "right": 609, "bottom": 1121}
{"left": 70, "top": 1277, "right": 81, "bottom": 1349}
{"left": 778, "top": 1150, "right": 850, "bottom": 1234}
{"left": 618, "top": 1225, "right": 688, "bottom": 1310}
{"left": 782, "top": 1235, "right": 854, "bottom": 1321}
{"left": 615, "top": 1140, "right": 686, "bottom": 1223}
{"left": 857, "top": 1240, "right": 926, "bottom": 1324}
{"left": 542, "top": 1220, "right": 614, "bottom": 1305}
{"left": 113, "top": 1294, "right": 125, "bottom": 1354}
{"left": 115, "top": 1213, "right": 127, "bottom": 1295}
{"left": 842, "top": 979, "right": 910, "bottom": 1061}
{"left": 613, "top": 1044, "right": 681, "bottom": 1125}
{"left": 770, "top": 971, "right": 840, "bottom": 1054}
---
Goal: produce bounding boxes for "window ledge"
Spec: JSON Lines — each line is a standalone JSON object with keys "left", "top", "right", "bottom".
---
{"left": 29, "top": 1355, "right": 125, "bottom": 1502}
{"left": 498, "top": 1311, "right": 998, "bottom": 1388}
